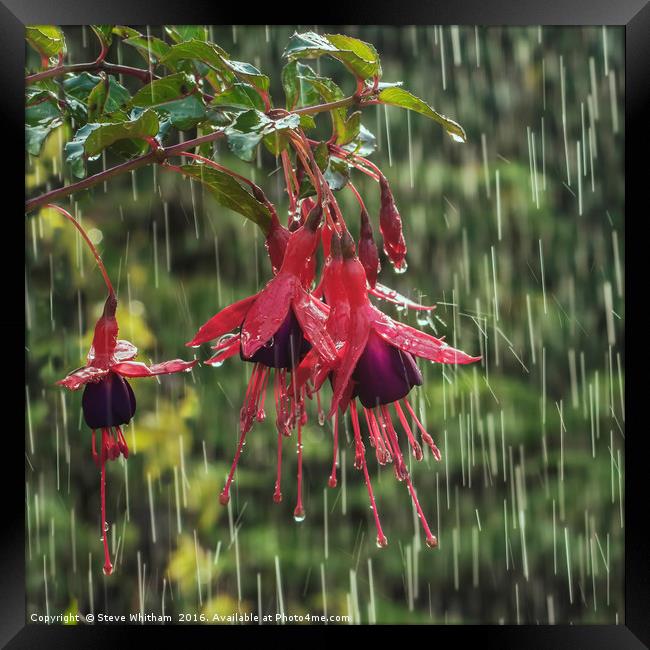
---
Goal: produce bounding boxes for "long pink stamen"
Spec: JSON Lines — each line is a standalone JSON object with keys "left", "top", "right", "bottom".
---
{"left": 91, "top": 429, "right": 99, "bottom": 466}
{"left": 100, "top": 428, "right": 113, "bottom": 575}
{"left": 350, "top": 401, "right": 387, "bottom": 547}
{"left": 378, "top": 406, "right": 407, "bottom": 481}
{"left": 328, "top": 412, "right": 338, "bottom": 488}
{"left": 116, "top": 426, "right": 129, "bottom": 458}
{"left": 404, "top": 474, "right": 438, "bottom": 549}
{"left": 219, "top": 426, "right": 249, "bottom": 506}
{"left": 380, "top": 407, "right": 437, "bottom": 548}
{"left": 365, "top": 408, "right": 390, "bottom": 464}
{"left": 394, "top": 402, "right": 423, "bottom": 461}
{"left": 402, "top": 398, "right": 441, "bottom": 461}
{"left": 293, "top": 420, "right": 305, "bottom": 521}
{"left": 273, "top": 428, "right": 283, "bottom": 503}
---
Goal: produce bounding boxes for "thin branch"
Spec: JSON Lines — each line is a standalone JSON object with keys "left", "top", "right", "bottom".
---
{"left": 26, "top": 130, "right": 226, "bottom": 214}
{"left": 26, "top": 60, "right": 156, "bottom": 85}
{"left": 292, "top": 95, "right": 361, "bottom": 116}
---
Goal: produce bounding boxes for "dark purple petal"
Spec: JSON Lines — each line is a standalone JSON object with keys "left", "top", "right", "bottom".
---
{"left": 240, "top": 308, "right": 310, "bottom": 369}
{"left": 82, "top": 372, "right": 136, "bottom": 429}
{"left": 352, "top": 331, "right": 423, "bottom": 408}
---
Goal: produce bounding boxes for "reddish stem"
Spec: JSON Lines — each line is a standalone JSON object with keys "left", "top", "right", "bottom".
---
{"left": 46, "top": 203, "right": 114, "bottom": 296}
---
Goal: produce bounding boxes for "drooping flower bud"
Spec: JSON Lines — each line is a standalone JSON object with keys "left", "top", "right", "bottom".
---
{"left": 378, "top": 174, "right": 407, "bottom": 272}
{"left": 358, "top": 206, "right": 380, "bottom": 288}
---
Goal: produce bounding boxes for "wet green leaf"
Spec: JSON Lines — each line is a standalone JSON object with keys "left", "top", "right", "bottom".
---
{"left": 64, "top": 110, "right": 158, "bottom": 177}
{"left": 91, "top": 25, "right": 113, "bottom": 49}
{"left": 131, "top": 73, "right": 206, "bottom": 130}
{"left": 284, "top": 31, "right": 381, "bottom": 80}
{"left": 113, "top": 27, "right": 171, "bottom": 64}
{"left": 26, "top": 26, "right": 66, "bottom": 59}
{"left": 281, "top": 61, "right": 320, "bottom": 110}
{"left": 178, "top": 163, "right": 272, "bottom": 233}
{"left": 297, "top": 70, "right": 359, "bottom": 145}
{"left": 164, "top": 26, "right": 210, "bottom": 43}
{"left": 210, "top": 83, "right": 265, "bottom": 112}
{"left": 377, "top": 87, "right": 467, "bottom": 142}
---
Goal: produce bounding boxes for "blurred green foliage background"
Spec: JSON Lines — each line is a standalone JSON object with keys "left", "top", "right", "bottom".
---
{"left": 25, "top": 25, "right": 624, "bottom": 624}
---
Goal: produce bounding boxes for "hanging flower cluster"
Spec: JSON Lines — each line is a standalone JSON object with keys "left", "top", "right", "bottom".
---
{"left": 30, "top": 28, "right": 479, "bottom": 569}
{"left": 186, "top": 130, "right": 480, "bottom": 550}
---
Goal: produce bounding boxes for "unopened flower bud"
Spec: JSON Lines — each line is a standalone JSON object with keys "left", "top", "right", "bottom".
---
{"left": 358, "top": 206, "right": 380, "bottom": 288}
{"left": 378, "top": 174, "right": 407, "bottom": 271}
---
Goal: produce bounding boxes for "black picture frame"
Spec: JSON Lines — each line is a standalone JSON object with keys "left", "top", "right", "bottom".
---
{"left": 5, "top": 1, "right": 646, "bottom": 646}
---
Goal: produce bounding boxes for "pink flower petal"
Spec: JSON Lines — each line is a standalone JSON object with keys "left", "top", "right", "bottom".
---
{"left": 369, "top": 283, "right": 436, "bottom": 312}
{"left": 240, "top": 275, "right": 294, "bottom": 358}
{"left": 57, "top": 366, "right": 109, "bottom": 390}
{"left": 292, "top": 287, "right": 338, "bottom": 367}
{"left": 113, "top": 339, "right": 138, "bottom": 362}
{"left": 112, "top": 359, "right": 197, "bottom": 378}
{"left": 205, "top": 338, "right": 241, "bottom": 366}
{"left": 370, "top": 308, "right": 480, "bottom": 364}
{"left": 187, "top": 294, "right": 258, "bottom": 347}
{"left": 329, "top": 309, "right": 371, "bottom": 416}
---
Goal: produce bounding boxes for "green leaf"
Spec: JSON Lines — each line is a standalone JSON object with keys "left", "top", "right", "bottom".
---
{"left": 25, "top": 90, "right": 60, "bottom": 126}
{"left": 377, "top": 87, "right": 467, "bottom": 142}
{"left": 25, "top": 90, "right": 62, "bottom": 155}
{"left": 87, "top": 77, "right": 109, "bottom": 121}
{"left": 324, "top": 33, "right": 382, "bottom": 80}
{"left": 221, "top": 60, "right": 269, "bottom": 93}
{"left": 131, "top": 73, "right": 197, "bottom": 106}
{"left": 164, "top": 26, "right": 209, "bottom": 43}
{"left": 91, "top": 25, "right": 113, "bottom": 50}
{"left": 131, "top": 73, "right": 206, "bottom": 130}
{"left": 160, "top": 40, "right": 230, "bottom": 73}
{"left": 65, "top": 110, "right": 159, "bottom": 177}
{"left": 64, "top": 123, "right": 100, "bottom": 177}
{"left": 26, "top": 121, "right": 62, "bottom": 156}
{"left": 113, "top": 27, "right": 171, "bottom": 64}
{"left": 283, "top": 31, "right": 381, "bottom": 80}
{"left": 297, "top": 70, "right": 359, "bottom": 145}
{"left": 226, "top": 110, "right": 300, "bottom": 162}
{"left": 342, "top": 124, "right": 377, "bottom": 157}
{"left": 26, "top": 26, "right": 66, "bottom": 59}
{"left": 178, "top": 163, "right": 272, "bottom": 233}
{"left": 210, "top": 83, "right": 265, "bottom": 112}
{"left": 84, "top": 111, "right": 158, "bottom": 157}
{"left": 324, "top": 158, "right": 350, "bottom": 190}
{"left": 281, "top": 61, "right": 321, "bottom": 110}
{"left": 62, "top": 72, "right": 130, "bottom": 121}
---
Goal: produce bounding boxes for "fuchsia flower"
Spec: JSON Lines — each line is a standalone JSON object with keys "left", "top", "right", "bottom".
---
{"left": 58, "top": 292, "right": 196, "bottom": 575}
{"left": 50, "top": 202, "right": 196, "bottom": 576}
{"left": 187, "top": 203, "right": 337, "bottom": 515}
{"left": 303, "top": 231, "right": 480, "bottom": 548}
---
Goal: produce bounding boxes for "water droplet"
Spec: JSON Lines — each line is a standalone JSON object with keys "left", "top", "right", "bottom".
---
{"left": 393, "top": 260, "right": 408, "bottom": 274}
{"left": 102, "top": 564, "right": 113, "bottom": 576}
{"left": 376, "top": 535, "right": 388, "bottom": 548}
{"left": 293, "top": 506, "right": 306, "bottom": 522}
{"left": 426, "top": 535, "right": 438, "bottom": 549}
{"left": 328, "top": 476, "right": 337, "bottom": 488}
{"left": 219, "top": 491, "right": 230, "bottom": 506}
